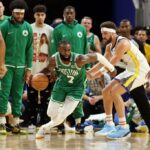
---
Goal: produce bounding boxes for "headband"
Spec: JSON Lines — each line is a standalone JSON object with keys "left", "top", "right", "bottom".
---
{"left": 13, "top": 9, "right": 25, "bottom": 13}
{"left": 101, "top": 27, "right": 116, "bottom": 33}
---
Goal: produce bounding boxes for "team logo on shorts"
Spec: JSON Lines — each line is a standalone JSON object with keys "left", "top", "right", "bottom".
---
{"left": 77, "top": 32, "right": 83, "bottom": 38}
{"left": 22, "top": 30, "right": 28, "bottom": 36}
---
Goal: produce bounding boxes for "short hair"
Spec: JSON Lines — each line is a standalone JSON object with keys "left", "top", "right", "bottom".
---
{"left": 100, "top": 21, "right": 117, "bottom": 30}
{"left": 9, "top": 0, "right": 28, "bottom": 12}
{"left": 63, "top": 5, "right": 75, "bottom": 13}
{"left": 58, "top": 40, "right": 70, "bottom": 47}
{"left": 33, "top": 4, "right": 47, "bottom": 13}
{"left": 81, "top": 16, "right": 93, "bottom": 23}
{"left": 120, "top": 19, "right": 131, "bottom": 24}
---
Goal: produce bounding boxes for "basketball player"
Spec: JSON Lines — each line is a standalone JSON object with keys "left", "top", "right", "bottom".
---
{"left": 86, "top": 21, "right": 150, "bottom": 139}
{"left": 0, "top": 0, "right": 33, "bottom": 134}
{"left": 36, "top": 40, "right": 115, "bottom": 138}
{"left": 81, "top": 16, "right": 101, "bottom": 53}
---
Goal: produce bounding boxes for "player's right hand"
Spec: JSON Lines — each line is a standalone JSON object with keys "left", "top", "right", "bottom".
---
{"left": 0, "top": 65, "right": 7, "bottom": 79}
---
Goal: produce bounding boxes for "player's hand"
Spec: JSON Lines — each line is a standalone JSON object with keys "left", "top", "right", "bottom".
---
{"left": 109, "top": 68, "right": 117, "bottom": 78}
{"left": 0, "top": 65, "right": 7, "bottom": 79}
{"left": 76, "top": 55, "right": 85, "bottom": 68}
{"left": 24, "top": 69, "right": 32, "bottom": 85}
{"left": 86, "top": 71, "right": 95, "bottom": 80}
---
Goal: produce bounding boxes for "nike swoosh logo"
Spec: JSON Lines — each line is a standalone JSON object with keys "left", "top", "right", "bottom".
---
{"left": 8, "top": 32, "right": 13, "bottom": 35}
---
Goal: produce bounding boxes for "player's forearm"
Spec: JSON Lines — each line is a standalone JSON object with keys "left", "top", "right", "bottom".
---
{"left": 96, "top": 53, "right": 115, "bottom": 72}
{"left": 0, "top": 35, "right": 5, "bottom": 66}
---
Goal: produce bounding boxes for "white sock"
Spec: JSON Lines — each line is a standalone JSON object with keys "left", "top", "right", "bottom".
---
{"left": 0, "top": 117, "right": 6, "bottom": 124}
{"left": 106, "top": 114, "right": 114, "bottom": 126}
{"left": 75, "top": 118, "right": 81, "bottom": 125}
{"left": 12, "top": 117, "right": 20, "bottom": 125}
{"left": 119, "top": 117, "right": 127, "bottom": 128}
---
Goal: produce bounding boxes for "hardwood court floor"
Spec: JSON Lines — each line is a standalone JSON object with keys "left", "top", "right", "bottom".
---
{"left": 0, "top": 132, "right": 149, "bottom": 150}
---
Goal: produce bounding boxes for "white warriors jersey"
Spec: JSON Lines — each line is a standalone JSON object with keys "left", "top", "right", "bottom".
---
{"left": 111, "top": 36, "right": 150, "bottom": 90}
{"left": 111, "top": 36, "right": 149, "bottom": 73}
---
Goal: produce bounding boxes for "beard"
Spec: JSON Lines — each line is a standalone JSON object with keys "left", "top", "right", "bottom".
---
{"left": 60, "top": 53, "right": 71, "bottom": 62}
{"left": 103, "top": 36, "right": 112, "bottom": 45}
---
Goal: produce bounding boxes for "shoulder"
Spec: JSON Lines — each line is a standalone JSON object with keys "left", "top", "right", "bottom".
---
{"left": 52, "top": 52, "right": 59, "bottom": 57}
{"left": 77, "top": 23, "right": 86, "bottom": 30}
{"left": 54, "top": 23, "right": 64, "bottom": 29}
{"left": 0, "top": 19, "right": 9, "bottom": 30}
{"left": 45, "top": 24, "right": 54, "bottom": 31}
{"left": 24, "top": 21, "right": 32, "bottom": 30}
{"left": 118, "top": 38, "right": 130, "bottom": 47}
{"left": 31, "top": 23, "right": 35, "bottom": 27}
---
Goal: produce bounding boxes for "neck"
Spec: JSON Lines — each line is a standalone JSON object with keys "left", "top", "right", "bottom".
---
{"left": 65, "top": 20, "right": 74, "bottom": 24}
{"left": 35, "top": 22, "right": 45, "bottom": 27}
{"left": 87, "top": 31, "right": 91, "bottom": 36}
{"left": 111, "top": 34, "right": 118, "bottom": 47}
{"left": 0, "top": 15, "right": 4, "bottom": 20}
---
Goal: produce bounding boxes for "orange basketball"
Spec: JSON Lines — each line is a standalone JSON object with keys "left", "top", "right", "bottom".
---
{"left": 31, "top": 73, "right": 49, "bottom": 91}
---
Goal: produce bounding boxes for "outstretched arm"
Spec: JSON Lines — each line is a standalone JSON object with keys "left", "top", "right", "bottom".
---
{"left": 76, "top": 53, "right": 114, "bottom": 72}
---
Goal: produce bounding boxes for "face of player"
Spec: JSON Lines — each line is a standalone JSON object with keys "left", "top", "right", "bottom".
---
{"left": 12, "top": 11, "right": 25, "bottom": 23}
{"left": 63, "top": 8, "right": 75, "bottom": 24}
{"left": 59, "top": 44, "right": 71, "bottom": 62}
{"left": 101, "top": 31, "right": 112, "bottom": 44}
{"left": 137, "top": 30, "right": 147, "bottom": 43}
{"left": 81, "top": 18, "right": 92, "bottom": 32}
{"left": 34, "top": 12, "right": 46, "bottom": 25}
{"left": 119, "top": 21, "right": 131, "bottom": 37}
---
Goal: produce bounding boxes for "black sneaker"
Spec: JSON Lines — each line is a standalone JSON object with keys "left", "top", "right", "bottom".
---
{"left": 57, "top": 124, "right": 65, "bottom": 134}
{"left": 11, "top": 124, "right": 21, "bottom": 134}
{"left": 0, "top": 124, "right": 7, "bottom": 135}
{"left": 6, "top": 124, "right": 27, "bottom": 134}
{"left": 75, "top": 123, "right": 84, "bottom": 134}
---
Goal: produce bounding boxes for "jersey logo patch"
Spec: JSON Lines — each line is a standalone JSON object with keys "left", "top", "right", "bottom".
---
{"left": 77, "top": 32, "right": 83, "bottom": 38}
{"left": 22, "top": 30, "right": 28, "bottom": 36}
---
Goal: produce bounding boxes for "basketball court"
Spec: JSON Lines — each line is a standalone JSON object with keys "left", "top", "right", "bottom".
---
{"left": 0, "top": 132, "right": 149, "bottom": 150}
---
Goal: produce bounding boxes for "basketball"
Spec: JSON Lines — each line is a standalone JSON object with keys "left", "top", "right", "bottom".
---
{"left": 31, "top": 73, "right": 49, "bottom": 91}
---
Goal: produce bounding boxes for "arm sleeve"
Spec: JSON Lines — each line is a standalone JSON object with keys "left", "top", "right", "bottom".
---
{"left": 50, "top": 28, "right": 60, "bottom": 56}
{"left": 83, "top": 27, "right": 88, "bottom": 55}
{"left": 26, "top": 25, "right": 33, "bottom": 69}
{"left": 0, "top": 21, "right": 8, "bottom": 39}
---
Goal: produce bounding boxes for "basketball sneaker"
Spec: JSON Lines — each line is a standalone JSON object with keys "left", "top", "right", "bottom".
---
{"left": 95, "top": 124, "right": 116, "bottom": 136}
{"left": 0, "top": 124, "right": 7, "bottom": 135}
{"left": 107, "top": 125, "right": 131, "bottom": 139}
{"left": 36, "top": 126, "right": 46, "bottom": 139}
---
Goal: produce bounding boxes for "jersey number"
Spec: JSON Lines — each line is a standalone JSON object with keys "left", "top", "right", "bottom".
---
{"left": 67, "top": 76, "right": 74, "bottom": 83}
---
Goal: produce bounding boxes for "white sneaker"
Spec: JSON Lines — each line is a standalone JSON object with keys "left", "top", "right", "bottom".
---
{"left": 65, "top": 127, "right": 75, "bottom": 133}
{"left": 84, "top": 125, "right": 93, "bottom": 133}
{"left": 28, "top": 124, "right": 36, "bottom": 134}
{"left": 36, "top": 126, "right": 45, "bottom": 139}
{"left": 64, "top": 122, "right": 75, "bottom": 133}
{"left": 135, "top": 125, "right": 149, "bottom": 133}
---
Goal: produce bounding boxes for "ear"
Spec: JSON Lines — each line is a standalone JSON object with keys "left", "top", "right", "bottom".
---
{"left": 34, "top": 13, "right": 36, "bottom": 19}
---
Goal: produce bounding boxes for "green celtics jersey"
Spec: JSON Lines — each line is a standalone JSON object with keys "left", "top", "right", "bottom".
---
{"left": 54, "top": 52, "right": 86, "bottom": 88}
{"left": 87, "top": 33, "right": 95, "bottom": 51}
